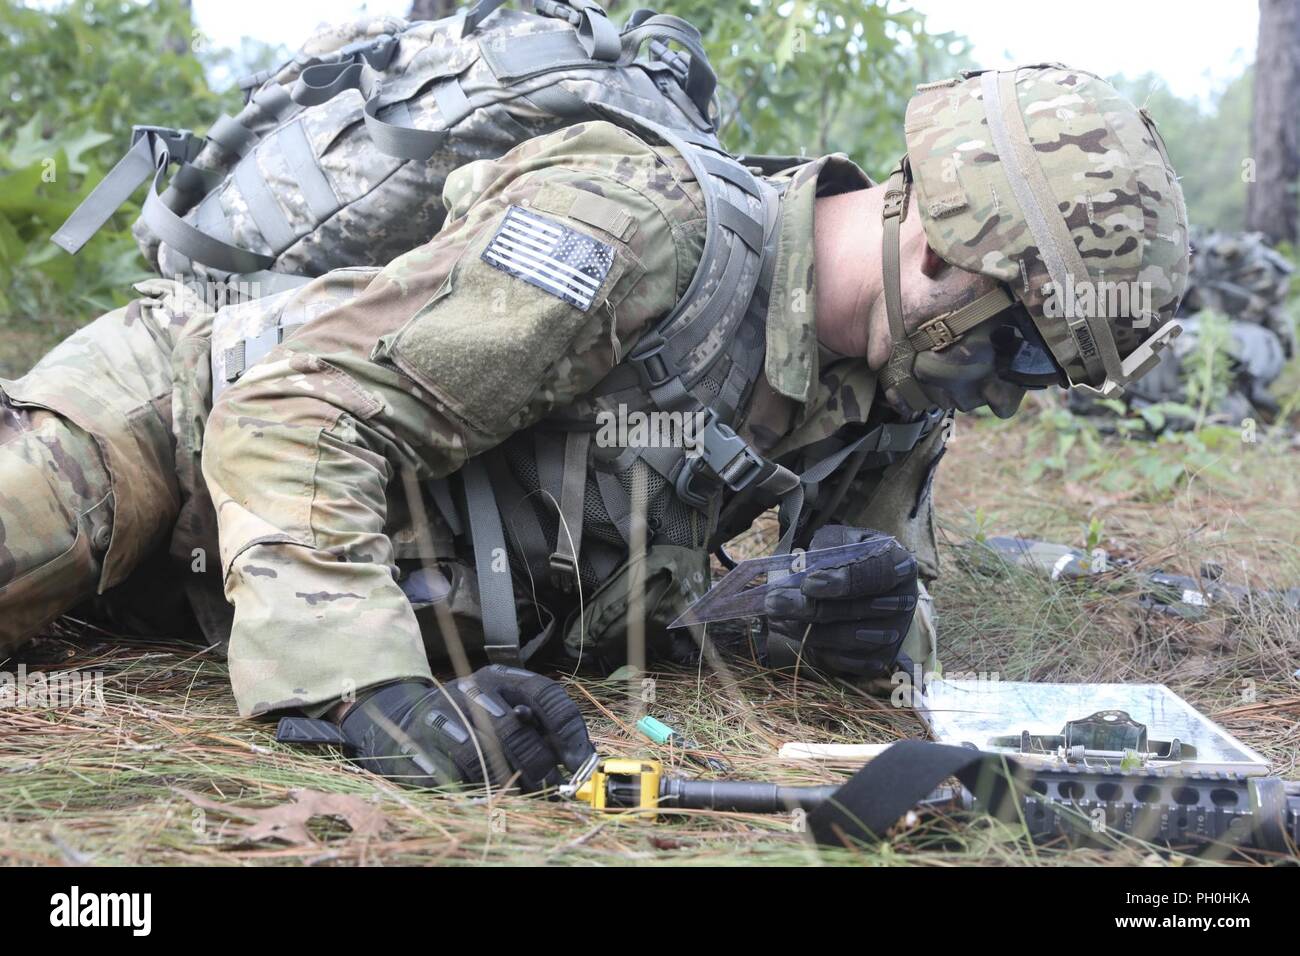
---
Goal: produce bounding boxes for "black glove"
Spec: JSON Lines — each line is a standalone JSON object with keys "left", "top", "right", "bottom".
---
{"left": 764, "top": 525, "right": 919, "bottom": 678}
{"left": 337, "top": 665, "right": 594, "bottom": 792}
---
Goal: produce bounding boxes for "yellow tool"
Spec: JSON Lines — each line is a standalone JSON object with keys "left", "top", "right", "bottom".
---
{"left": 563, "top": 754, "right": 839, "bottom": 817}
{"left": 570, "top": 757, "right": 664, "bottom": 817}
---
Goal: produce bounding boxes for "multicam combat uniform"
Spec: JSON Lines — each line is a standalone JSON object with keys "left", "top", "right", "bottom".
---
{"left": 0, "top": 121, "right": 944, "bottom": 716}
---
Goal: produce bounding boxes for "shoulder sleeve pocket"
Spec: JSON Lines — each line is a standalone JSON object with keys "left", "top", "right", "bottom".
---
{"left": 384, "top": 202, "right": 636, "bottom": 438}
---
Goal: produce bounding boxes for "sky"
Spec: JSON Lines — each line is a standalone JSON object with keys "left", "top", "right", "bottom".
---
{"left": 193, "top": 0, "right": 1259, "bottom": 103}
{"left": 914, "top": 0, "right": 1258, "bottom": 102}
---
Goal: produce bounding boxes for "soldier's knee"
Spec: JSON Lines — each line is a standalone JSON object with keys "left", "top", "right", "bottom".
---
{"left": 0, "top": 408, "right": 113, "bottom": 651}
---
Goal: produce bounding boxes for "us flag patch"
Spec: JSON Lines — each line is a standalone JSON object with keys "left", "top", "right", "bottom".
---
{"left": 481, "top": 206, "right": 615, "bottom": 312}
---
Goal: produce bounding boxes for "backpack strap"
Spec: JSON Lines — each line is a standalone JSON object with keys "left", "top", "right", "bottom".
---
{"left": 53, "top": 80, "right": 300, "bottom": 258}
{"left": 770, "top": 411, "right": 946, "bottom": 555}
{"left": 559, "top": 0, "right": 622, "bottom": 60}
{"left": 588, "top": 106, "right": 800, "bottom": 514}
{"left": 57, "top": 33, "right": 390, "bottom": 273}
{"left": 291, "top": 55, "right": 465, "bottom": 163}
{"left": 463, "top": 0, "right": 622, "bottom": 63}
{"left": 51, "top": 126, "right": 202, "bottom": 255}
{"left": 460, "top": 456, "right": 524, "bottom": 665}
{"left": 617, "top": 11, "right": 717, "bottom": 122}
{"left": 460, "top": 0, "right": 509, "bottom": 36}
{"left": 548, "top": 430, "right": 592, "bottom": 587}
{"left": 140, "top": 161, "right": 277, "bottom": 275}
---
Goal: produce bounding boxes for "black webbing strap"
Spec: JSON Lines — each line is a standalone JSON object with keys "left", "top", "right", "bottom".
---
{"left": 549, "top": 430, "right": 591, "bottom": 584}
{"left": 798, "top": 434, "right": 876, "bottom": 543}
{"left": 486, "top": 450, "right": 553, "bottom": 586}
{"left": 803, "top": 407, "right": 947, "bottom": 541}
{"left": 809, "top": 740, "right": 1030, "bottom": 847}
{"left": 773, "top": 416, "right": 932, "bottom": 555}
{"left": 427, "top": 478, "right": 464, "bottom": 536}
{"left": 461, "top": 456, "right": 522, "bottom": 665}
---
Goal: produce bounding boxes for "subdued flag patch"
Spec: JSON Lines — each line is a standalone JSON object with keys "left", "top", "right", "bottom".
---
{"left": 481, "top": 206, "right": 615, "bottom": 312}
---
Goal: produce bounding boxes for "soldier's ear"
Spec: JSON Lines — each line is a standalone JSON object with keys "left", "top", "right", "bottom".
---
{"left": 921, "top": 242, "right": 947, "bottom": 279}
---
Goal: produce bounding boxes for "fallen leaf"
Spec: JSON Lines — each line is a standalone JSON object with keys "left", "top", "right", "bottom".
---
{"left": 175, "top": 788, "right": 390, "bottom": 847}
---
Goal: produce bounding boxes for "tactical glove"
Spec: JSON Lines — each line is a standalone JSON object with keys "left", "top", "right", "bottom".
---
{"left": 764, "top": 525, "right": 919, "bottom": 678}
{"left": 334, "top": 666, "right": 594, "bottom": 792}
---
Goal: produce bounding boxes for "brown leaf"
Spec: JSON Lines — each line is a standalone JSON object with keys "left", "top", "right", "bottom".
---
{"left": 175, "top": 788, "right": 390, "bottom": 847}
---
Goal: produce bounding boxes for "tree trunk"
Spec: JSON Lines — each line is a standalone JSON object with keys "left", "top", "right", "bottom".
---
{"left": 1246, "top": 0, "right": 1300, "bottom": 244}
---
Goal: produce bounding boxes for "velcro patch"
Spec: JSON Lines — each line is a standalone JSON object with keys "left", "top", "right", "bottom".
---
{"left": 481, "top": 206, "right": 615, "bottom": 312}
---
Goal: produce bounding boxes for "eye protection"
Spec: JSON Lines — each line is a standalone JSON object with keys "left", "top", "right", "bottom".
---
{"left": 990, "top": 304, "right": 1069, "bottom": 389}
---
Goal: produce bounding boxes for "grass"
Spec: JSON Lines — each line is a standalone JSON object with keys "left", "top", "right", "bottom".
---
{"left": 0, "top": 397, "right": 1297, "bottom": 866}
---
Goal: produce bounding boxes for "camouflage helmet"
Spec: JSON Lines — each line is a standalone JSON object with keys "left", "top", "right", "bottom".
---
{"left": 879, "top": 64, "right": 1191, "bottom": 408}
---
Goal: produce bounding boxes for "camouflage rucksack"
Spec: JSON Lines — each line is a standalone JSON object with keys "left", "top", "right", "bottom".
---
{"left": 1182, "top": 228, "right": 1296, "bottom": 358}
{"left": 52, "top": 0, "right": 721, "bottom": 295}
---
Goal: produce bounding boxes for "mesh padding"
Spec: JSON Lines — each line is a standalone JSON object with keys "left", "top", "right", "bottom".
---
{"left": 501, "top": 434, "right": 617, "bottom": 593}
{"left": 615, "top": 458, "right": 705, "bottom": 550}
{"left": 498, "top": 432, "right": 709, "bottom": 595}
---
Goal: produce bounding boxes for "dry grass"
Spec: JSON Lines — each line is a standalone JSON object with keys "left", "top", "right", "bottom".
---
{"left": 0, "top": 401, "right": 1297, "bottom": 866}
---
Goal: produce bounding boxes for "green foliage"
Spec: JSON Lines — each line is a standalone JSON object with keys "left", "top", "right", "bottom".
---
{"left": 1179, "top": 310, "right": 1235, "bottom": 431}
{"left": 665, "top": 0, "right": 972, "bottom": 176}
{"left": 1022, "top": 403, "right": 1233, "bottom": 499}
{"left": 0, "top": 0, "right": 240, "bottom": 372}
{"left": 1109, "top": 70, "right": 1253, "bottom": 232}
{"left": 1083, "top": 516, "right": 1104, "bottom": 552}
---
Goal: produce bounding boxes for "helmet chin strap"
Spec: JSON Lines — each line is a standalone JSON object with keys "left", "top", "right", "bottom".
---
{"left": 877, "top": 159, "right": 1015, "bottom": 414}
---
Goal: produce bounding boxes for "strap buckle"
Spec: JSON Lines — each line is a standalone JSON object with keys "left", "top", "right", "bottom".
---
{"left": 484, "top": 642, "right": 522, "bottom": 666}
{"left": 674, "top": 455, "right": 721, "bottom": 510}
{"left": 882, "top": 188, "right": 906, "bottom": 220}
{"left": 674, "top": 414, "right": 768, "bottom": 510}
{"left": 547, "top": 552, "right": 580, "bottom": 591}
{"left": 339, "top": 33, "right": 398, "bottom": 70}
{"left": 918, "top": 315, "right": 956, "bottom": 351}
{"left": 131, "top": 125, "right": 201, "bottom": 165}
{"left": 630, "top": 334, "right": 676, "bottom": 390}
{"left": 535, "top": 0, "right": 582, "bottom": 25}
{"left": 647, "top": 38, "right": 690, "bottom": 81}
